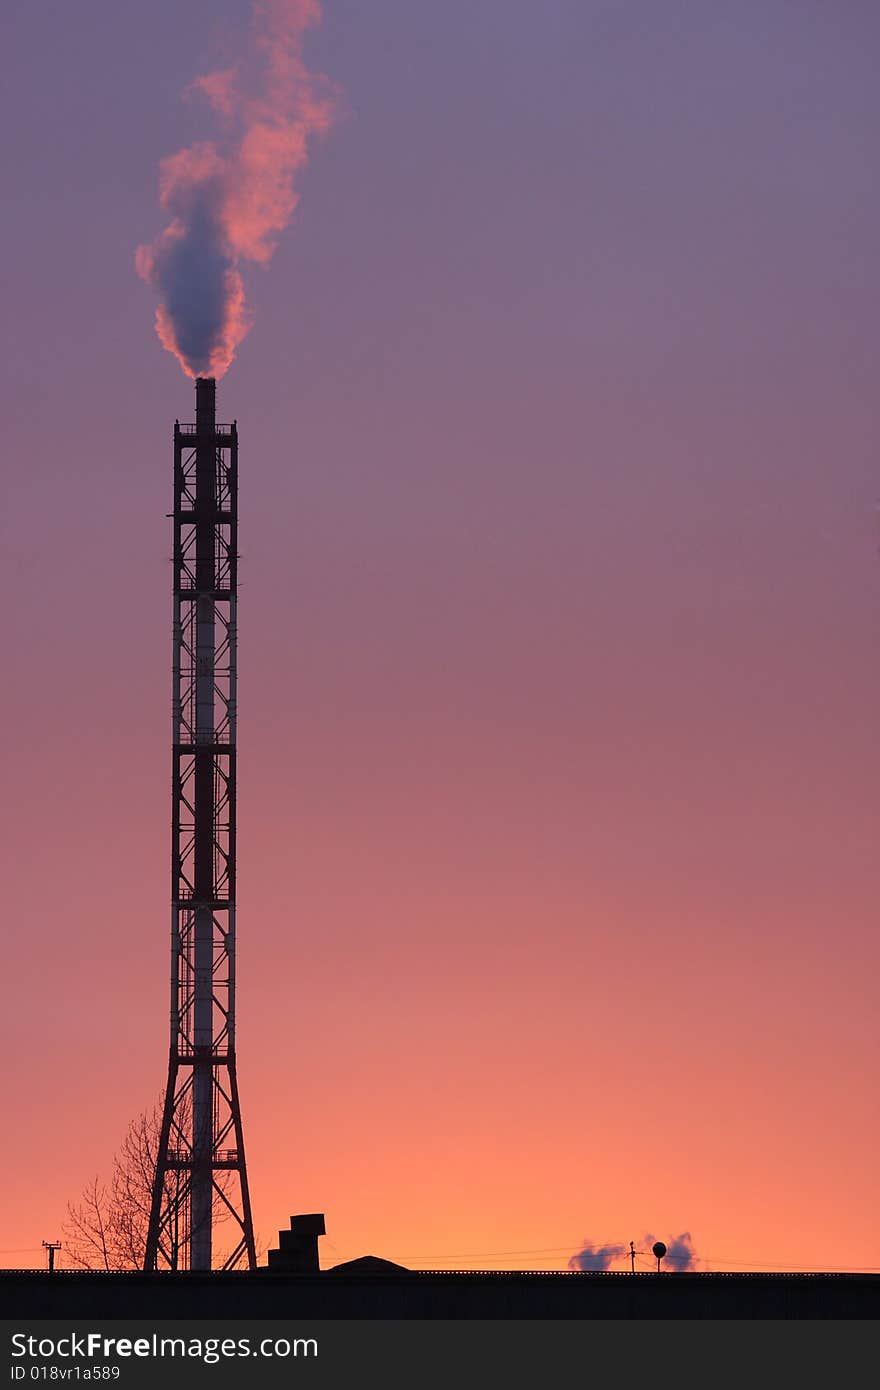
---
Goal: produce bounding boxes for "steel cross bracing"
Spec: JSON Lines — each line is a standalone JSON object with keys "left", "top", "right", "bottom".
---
{"left": 145, "top": 378, "right": 256, "bottom": 1272}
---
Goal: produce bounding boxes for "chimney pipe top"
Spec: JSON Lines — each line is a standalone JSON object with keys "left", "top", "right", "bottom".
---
{"left": 195, "top": 377, "right": 216, "bottom": 432}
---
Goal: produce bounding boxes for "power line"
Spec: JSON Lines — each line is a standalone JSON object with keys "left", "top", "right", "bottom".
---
{"left": 386, "top": 1251, "right": 620, "bottom": 1262}
{"left": 390, "top": 1234, "right": 880, "bottom": 1272}
{"left": 389, "top": 1245, "right": 880, "bottom": 1273}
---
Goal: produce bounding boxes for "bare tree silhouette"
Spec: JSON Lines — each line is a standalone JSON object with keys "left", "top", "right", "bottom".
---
{"left": 63, "top": 1098, "right": 239, "bottom": 1270}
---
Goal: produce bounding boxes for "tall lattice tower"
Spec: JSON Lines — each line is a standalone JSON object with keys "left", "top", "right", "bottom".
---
{"left": 145, "top": 377, "right": 256, "bottom": 1271}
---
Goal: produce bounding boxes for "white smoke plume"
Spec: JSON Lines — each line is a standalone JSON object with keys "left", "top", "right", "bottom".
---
{"left": 136, "top": 0, "right": 336, "bottom": 377}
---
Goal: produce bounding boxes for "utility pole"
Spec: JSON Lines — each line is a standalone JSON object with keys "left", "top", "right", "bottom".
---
{"left": 42, "top": 1241, "right": 61, "bottom": 1273}
{"left": 629, "top": 1240, "right": 636, "bottom": 1274}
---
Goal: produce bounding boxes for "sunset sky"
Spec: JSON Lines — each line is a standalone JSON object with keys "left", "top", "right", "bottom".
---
{"left": 1, "top": 0, "right": 878, "bottom": 1274}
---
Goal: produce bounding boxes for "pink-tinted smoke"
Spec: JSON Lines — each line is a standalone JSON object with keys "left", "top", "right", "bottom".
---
{"left": 136, "top": 0, "right": 336, "bottom": 378}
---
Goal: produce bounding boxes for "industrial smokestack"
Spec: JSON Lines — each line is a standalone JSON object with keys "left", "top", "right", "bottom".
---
{"left": 195, "top": 376, "right": 216, "bottom": 435}
{"left": 145, "top": 378, "right": 255, "bottom": 1272}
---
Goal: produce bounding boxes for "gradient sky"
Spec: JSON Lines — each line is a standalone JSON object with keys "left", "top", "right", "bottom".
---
{"left": 1, "top": 0, "right": 878, "bottom": 1273}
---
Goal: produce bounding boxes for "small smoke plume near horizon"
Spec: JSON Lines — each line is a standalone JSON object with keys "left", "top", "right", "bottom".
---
{"left": 136, "top": 0, "right": 336, "bottom": 379}
{"left": 568, "top": 1241, "right": 626, "bottom": 1272}
{"left": 644, "top": 1231, "right": 701, "bottom": 1271}
{"left": 569, "top": 1231, "right": 701, "bottom": 1272}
